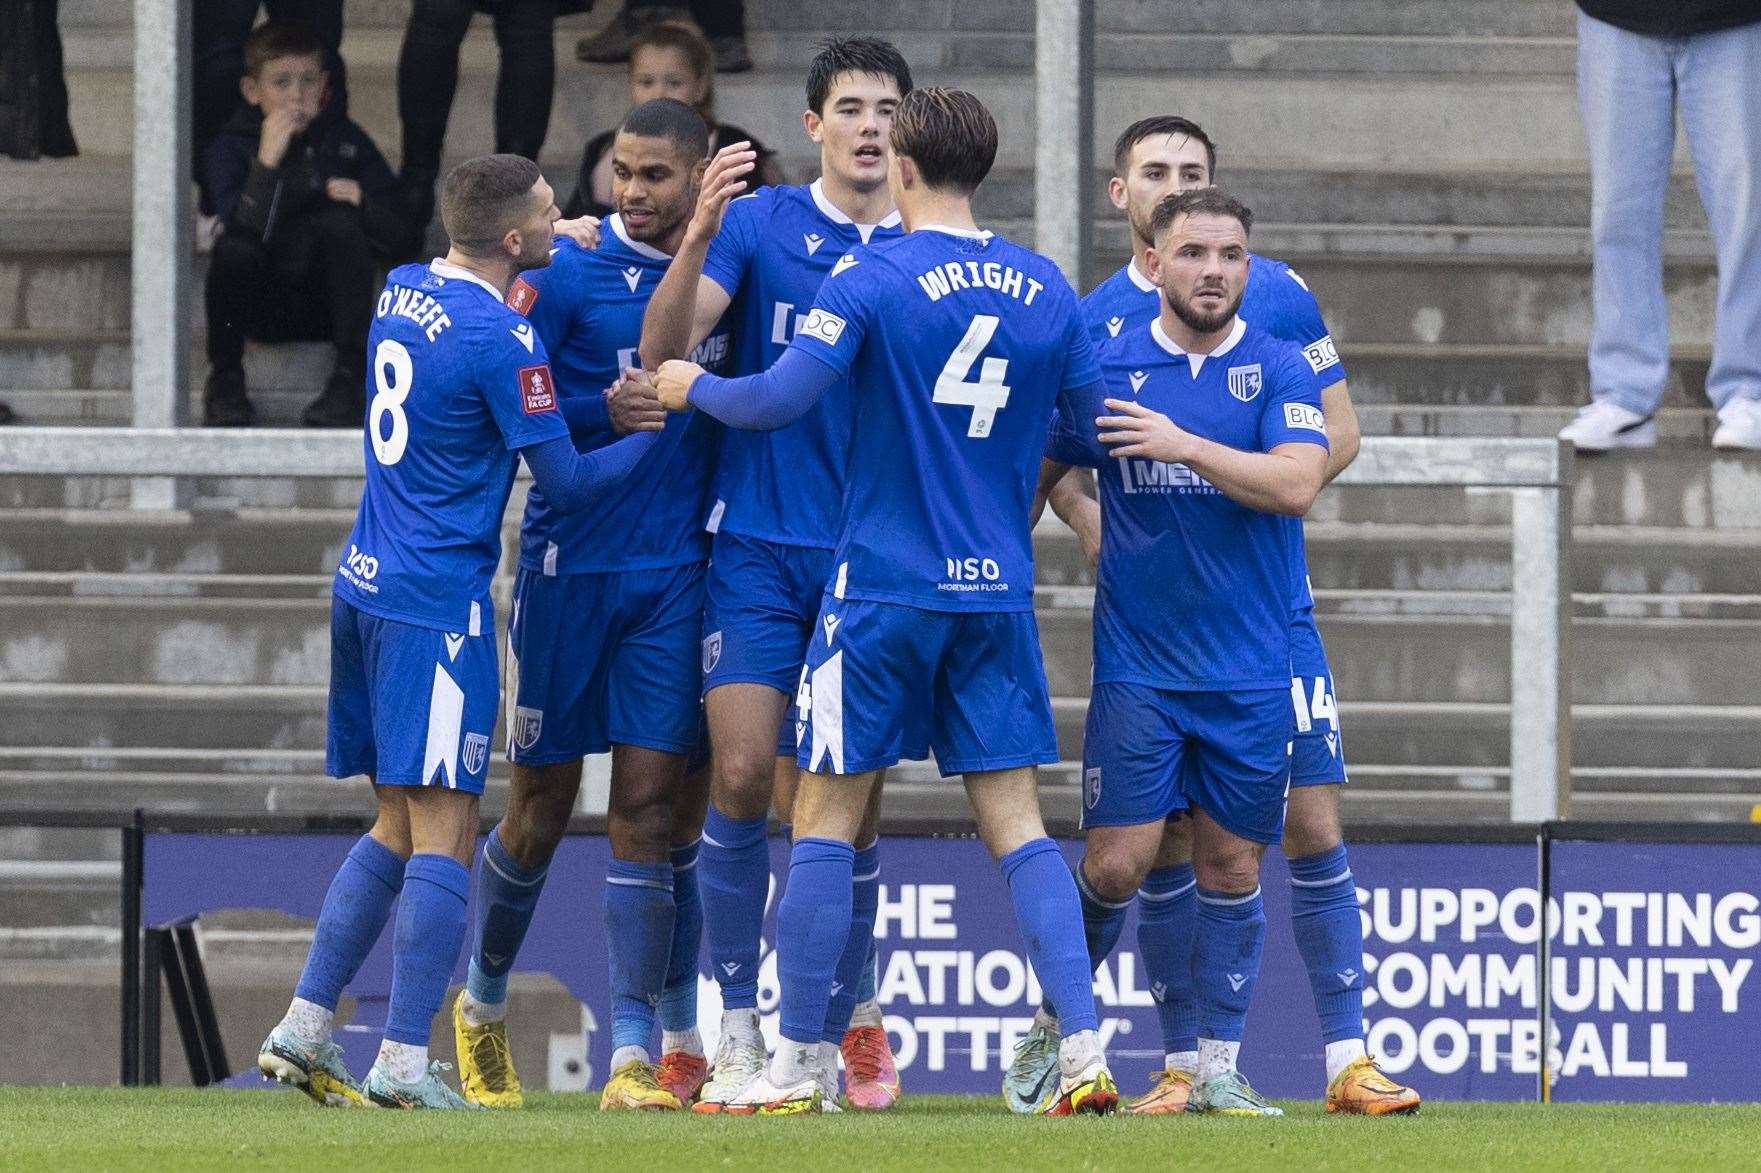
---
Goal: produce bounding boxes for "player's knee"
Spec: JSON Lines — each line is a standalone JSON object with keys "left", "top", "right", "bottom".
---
{"left": 1281, "top": 787, "right": 1343, "bottom": 859}
{"left": 1081, "top": 847, "right": 1150, "bottom": 904}
{"left": 1192, "top": 842, "right": 1262, "bottom": 895}
{"left": 712, "top": 750, "right": 776, "bottom": 819}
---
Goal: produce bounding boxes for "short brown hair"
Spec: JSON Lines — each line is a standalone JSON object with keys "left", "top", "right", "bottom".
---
{"left": 441, "top": 154, "right": 543, "bottom": 254}
{"left": 889, "top": 87, "right": 996, "bottom": 196}
{"left": 1112, "top": 115, "right": 1217, "bottom": 179}
{"left": 1150, "top": 187, "right": 1253, "bottom": 241}
{"left": 243, "top": 19, "right": 324, "bottom": 78}
{"left": 629, "top": 20, "right": 716, "bottom": 122}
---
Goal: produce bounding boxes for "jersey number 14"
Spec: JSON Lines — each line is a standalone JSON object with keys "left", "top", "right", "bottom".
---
{"left": 933, "top": 314, "right": 1012, "bottom": 438}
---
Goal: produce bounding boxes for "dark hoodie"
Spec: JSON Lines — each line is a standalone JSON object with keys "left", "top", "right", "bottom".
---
{"left": 203, "top": 102, "right": 413, "bottom": 256}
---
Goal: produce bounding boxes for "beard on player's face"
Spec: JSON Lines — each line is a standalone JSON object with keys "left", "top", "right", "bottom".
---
{"left": 1163, "top": 278, "right": 1243, "bottom": 334}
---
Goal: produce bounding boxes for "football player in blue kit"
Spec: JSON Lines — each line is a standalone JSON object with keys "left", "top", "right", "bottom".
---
{"left": 448, "top": 100, "right": 732, "bottom": 1113}
{"left": 1027, "top": 116, "right": 1419, "bottom": 1117}
{"left": 256, "top": 155, "right": 658, "bottom": 1109}
{"left": 639, "top": 38, "right": 913, "bottom": 1112}
{"left": 1032, "top": 187, "right": 1330, "bottom": 1117}
{"left": 653, "top": 87, "right": 1118, "bottom": 1118}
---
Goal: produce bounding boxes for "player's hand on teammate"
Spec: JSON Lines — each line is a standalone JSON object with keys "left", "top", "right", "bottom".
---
{"left": 324, "top": 178, "right": 362, "bottom": 207}
{"left": 654, "top": 360, "right": 706, "bottom": 412}
{"left": 555, "top": 215, "right": 601, "bottom": 250}
{"left": 1098, "top": 398, "right": 1199, "bottom": 464}
{"left": 606, "top": 368, "right": 667, "bottom": 434}
{"left": 686, "top": 142, "right": 759, "bottom": 243}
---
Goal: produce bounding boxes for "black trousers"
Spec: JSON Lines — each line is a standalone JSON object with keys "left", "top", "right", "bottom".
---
{"left": 628, "top": 0, "right": 745, "bottom": 38}
{"left": 397, "top": 0, "right": 559, "bottom": 177}
{"left": 205, "top": 204, "right": 375, "bottom": 375}
{"left": 0, "top": 0, "right": 78, "bottom": 160}
{"left": 192, "top": 0, "right": 347, "bottom": 209}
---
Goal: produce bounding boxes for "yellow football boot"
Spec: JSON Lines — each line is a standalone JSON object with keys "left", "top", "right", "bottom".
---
{"left": 599, "top": 1059, "right": 684, "bottom": 1111}
{"left": 1125, "top": 1067, "right": 1194, "bottom": 1115}
{"left": 1326, "top": 1056, "right": 1421, "bottom": 1116}
{"left": 452, "top": 994, "right": 523, "bottom": 1109}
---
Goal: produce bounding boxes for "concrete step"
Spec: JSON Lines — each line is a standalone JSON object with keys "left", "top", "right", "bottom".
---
{"left": 1359, "top": 404, "right": 1720, "bottom": 443}
{"left": 0, "top": 508, "right": 351, "bottom": 574}
{"left": 1344, "top": 344, "right": 1710, "bottom": 409}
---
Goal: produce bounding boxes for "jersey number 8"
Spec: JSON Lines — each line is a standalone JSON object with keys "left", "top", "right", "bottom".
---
{"left": 370, "top": 338, "right": 413, "bottom": 465}
{"left": 933, "top": 314, "right": 1013, "bottom": 438}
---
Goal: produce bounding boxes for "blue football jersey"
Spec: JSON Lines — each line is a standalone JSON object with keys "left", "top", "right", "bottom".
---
{"left": 337, "top": 259, "right": 569, "bottom": 635}
{"left": 702, "top": 180, "right": 902, "bottom": 548}
{"left": 787, "top": 227, "right": 1100, "bottom": 612}
{"left": 1082, "top": 252, "right": 1347, "bottom": 673}
{"left": 1048, "top": 316, "right": 1328, "bottom": 690}
{"left": 512, "top": 217, "right": 731, "bottom": 574}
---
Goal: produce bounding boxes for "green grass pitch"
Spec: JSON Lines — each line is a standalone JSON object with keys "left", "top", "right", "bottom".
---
{"left": 1, "top": 1088, "right": 1756, "bottom": 1171}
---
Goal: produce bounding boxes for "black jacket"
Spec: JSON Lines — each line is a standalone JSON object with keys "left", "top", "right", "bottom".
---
{"left": 1578, "top": 0, "right": 1761, "bottom": 37}
{"left": 202, "top": 103, "right": 413, "bottom": 256}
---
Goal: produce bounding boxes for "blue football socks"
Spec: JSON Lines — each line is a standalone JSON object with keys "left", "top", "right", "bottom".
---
{"left": 604, "top": 858, "right": 675, "bottom": 1052}
{"left": 775, "top": 837, "right": 854, "bottom": 1046}
{"left": 1136, "top": 863, "right": 1200, "bottom": 1055}
{"left": 822, "top": 839, "right": 881, "bottom": 1043}
{"left": 384, "top": 853, "right": 470, "bottom": 1046}
{"left": 1002, "top": 838, "right": 1098, "bottom": 1037}
{"left": 464, "top": 827, "right": 548, "bottom": 1007}
{"left": 1038, "top": 861, "right": 1132, "bottom": 1017}
{"left": 1193, "top": 884, "right": 1266, "bottom": 1044}
{"left": 1288, "top": 845, "right": 1366, "bottom": 1043}
{"left": 699, "top": 805, "right": 770, "bottom": 1010}
{"left": 658, "top": 839, "right": 703, "bottom": 1033}
{"left": 295, "top": 834, "right": 405, "bottom": 1012}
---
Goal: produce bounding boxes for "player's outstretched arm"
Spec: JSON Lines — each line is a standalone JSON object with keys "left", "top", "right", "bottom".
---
{"left": 1321, "top": 380, "right": 1360, "bottom": 483}
{"left": 654, "top": 347, "right": 839, "bottom": 430}
{"left": 520, "top": 428, "right": 658, "bottom": 513}
{"left": 1098, "top": 398, "right": 1326, "bottom": 516}
{"left": 638, "top": 142, "right": 754, "bottom": 365}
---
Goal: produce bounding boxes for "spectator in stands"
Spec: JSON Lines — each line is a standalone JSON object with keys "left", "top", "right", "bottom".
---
{"left": 563, "top": 19, "right": 781, "bottom": 219}
{"left": 0, "top": 0, "right": 78, "bottom": 160}
{"left": 577, "top": 2, "right": 752, "bottom": 73}
{"left": 395, "top": 0, "right": 591, "bottom": 235}
{"left": 1561, "top": 1, "right": 1761, "bottom": 451}
{"left": 201, "top": 21, "right": 413, "bottom": 428}
{"left": 193, "top": 1, "right": 348, "bottom": 215}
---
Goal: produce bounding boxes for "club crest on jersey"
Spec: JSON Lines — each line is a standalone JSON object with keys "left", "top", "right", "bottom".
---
{"left": 462, "top": 733, "right": 489, "bottom": 776}
{"left": 511, "top": 707, "right": 543, "bottom": 751}
{"left": 1106, "top": 316, "right": 1124, "bottom": 338}
{"left": 1083, "top": 766, "right": 1102, "bottom": 810}
{"left": 622, "top": 266, "right": 642, "bottom": 293}
{"left": 518, "top": 364, "right": 557, "bottom": 414}
{"left": 1227, "top": 363, "right": 1263, "bottom": 402}
{"left": 830, "top": 253, "right": 859, "bottom": 278}
{"left": 804, "top": 232, "right": 825, "bottom": 255}
{"left": 702, "top": 630, "right": 723, "bottom": 674}
{"left": 507, "top": 278, "right": 539, "bottom": 315}
{"left": 1128, "top": 370, "right": 1148, "bottom": 394}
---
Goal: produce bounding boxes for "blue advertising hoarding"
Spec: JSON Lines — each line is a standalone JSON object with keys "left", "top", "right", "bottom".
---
{"left": 143, "top": 831, "right": 1758, "bottom": 1101}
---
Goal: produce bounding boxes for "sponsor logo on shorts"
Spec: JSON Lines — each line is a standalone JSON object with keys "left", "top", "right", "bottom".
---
{"left": 798, "top": 307, "right": 848, "bottom": 347}
{"left": 511, "top": 706, "right": 543, "bottom": 751}
{"left": 1083, "top": 766, "right": 1102, "bottom": 810}
{"left": 462, "top": 732, "right": 489, "bottom": 775}
{"left": 1284, "top": 402, "right": 1326, "bottom": 433}
{"left": 518, "top": 364, "right": 557, "bottom": 415}
{"left": 1227, "top": 362, "right": 1263, "bottom": 402}
{"left": 702, "top": 630, "right": 723, "bottom": 674}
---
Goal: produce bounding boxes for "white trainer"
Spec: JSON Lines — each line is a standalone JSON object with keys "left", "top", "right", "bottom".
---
{"left": 694, "top": 1018, "right": 766, "bottom": 1113}
{"left": 1558, "top": 400, "right": 1656, "bottom": 450}
{"left": 724, "top": 1070, "right": 823, "bottom": 1115}
{"left": 1712, "top": 398, "right": 1761, "bottom": 450}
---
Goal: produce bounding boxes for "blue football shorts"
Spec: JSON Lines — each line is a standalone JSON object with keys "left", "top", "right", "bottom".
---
{"left": 1289, "top": 611, "right": 1349, "bottom": 788}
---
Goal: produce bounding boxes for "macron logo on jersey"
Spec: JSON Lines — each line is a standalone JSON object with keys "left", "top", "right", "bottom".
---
{"left": 1128, "top": 370, "right": 1148, "bottom": 394}
{"left": 507, "top": 278, "right": 539, "bottom": 315}
{"left": 1106, "top": 316, "right": 1125, "bottom": 337}
{"left": 519, "top": 364, "right": 558, "bottom": 415}
{"left": 1303, "top": 335, "right": 1341, "bottom": 373}
{"left": 830, "top": 253, "right": 859, "bottom": 279}
{"left": 804, "top": 232, "right": 825, "bottom": 255}
{"left": 798, "top": 307, "right": 848, "bottom": 347}
{"left": 1285, "top": 402, "right": 1326, "bottom": 433}
{"left": 510, "top": 322, "right": 535, "bottom": 353}
{"left": 622, "top": 266, "right": 642, "bottom": 293}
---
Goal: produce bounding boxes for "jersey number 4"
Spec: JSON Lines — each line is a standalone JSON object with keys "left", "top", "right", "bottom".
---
{"left": 933, "top": 314, "right": 1012, "bottom": 438}
{"left": 369, "top": 338, "right": 413, "bottom": 466}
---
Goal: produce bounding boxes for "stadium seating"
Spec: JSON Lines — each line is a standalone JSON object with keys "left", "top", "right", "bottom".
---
{"left": 0, "top": 2, "right": 1756, "bottom": 1070}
